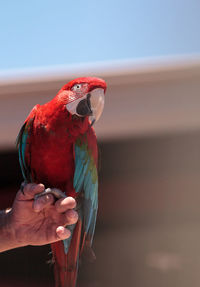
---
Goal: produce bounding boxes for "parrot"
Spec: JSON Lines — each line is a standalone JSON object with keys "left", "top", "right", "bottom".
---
{"left": 16, "top": 77, "right": 107, "bottom": 287}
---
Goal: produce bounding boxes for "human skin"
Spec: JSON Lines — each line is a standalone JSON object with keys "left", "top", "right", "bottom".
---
{"left": 0, "top": 183, "right": 78, "bottom": 252}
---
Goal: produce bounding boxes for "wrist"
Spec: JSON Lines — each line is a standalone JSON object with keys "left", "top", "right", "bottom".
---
{"left": 0, "top": 209, "right": 21, "bottom": 252}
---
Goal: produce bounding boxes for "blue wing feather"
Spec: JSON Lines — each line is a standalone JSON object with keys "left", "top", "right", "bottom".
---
{"left": 16, "top": 106, "right": 38, "bottom": 183}
{"left": 65, "top": 135, "right": 98, "bottom": 255}
{"left": 63, "top": 136, "right": 98, "bottom": 254}
{"left": 16, "top": 120, "right": 33, "bottom": 182}
{"left": 63, "top": 224, "right": 77, "bottom": 254}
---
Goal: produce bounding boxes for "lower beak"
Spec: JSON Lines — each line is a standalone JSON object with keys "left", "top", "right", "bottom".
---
{"left": 76, "top": 94, "right": 92, "bottom": 117}
{"left": 90, "top": 118, "right": 96, "bottom": 126}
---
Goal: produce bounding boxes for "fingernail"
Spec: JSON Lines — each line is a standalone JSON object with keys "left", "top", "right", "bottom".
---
{"left": 68, "top": 210, "right": 78, "bottom": 219}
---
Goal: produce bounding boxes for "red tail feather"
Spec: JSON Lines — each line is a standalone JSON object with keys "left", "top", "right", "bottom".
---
{"left": 51, "top": 220, "right": 82, "bottom": 287}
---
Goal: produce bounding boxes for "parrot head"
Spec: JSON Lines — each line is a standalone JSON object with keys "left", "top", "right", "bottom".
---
{"left": 57, "top": 77, "right": 106, "bottom": 126}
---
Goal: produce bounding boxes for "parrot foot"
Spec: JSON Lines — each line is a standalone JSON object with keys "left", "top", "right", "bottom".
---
{"left": 34, "top": 187, "right": 67, "bottom": 200}
{"left": 20, "top": 182, "right": 66, "bottom": 200}
{"left": 20, "top": 181, "right": 27, "bottom": 194}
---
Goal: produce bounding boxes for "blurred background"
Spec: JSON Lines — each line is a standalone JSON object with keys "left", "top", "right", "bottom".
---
{"left": 1, "top": 0, "right": 200, "bottom": 286}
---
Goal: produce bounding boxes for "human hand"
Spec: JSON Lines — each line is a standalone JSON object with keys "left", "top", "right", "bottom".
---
{"left": 6, "top": 183, "right": 78, "bottom": 248}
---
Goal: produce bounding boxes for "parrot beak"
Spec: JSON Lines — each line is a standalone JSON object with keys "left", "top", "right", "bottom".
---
{"left": 88, "top": 88, "right": 105, "bottom": 125}
{"left": 66, "top": 87, "right": 105, "bottom": 124}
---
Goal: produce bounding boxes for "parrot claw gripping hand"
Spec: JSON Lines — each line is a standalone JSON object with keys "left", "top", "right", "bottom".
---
{"left": 16, "top": 77, "right": 106, "bottom": 287}
{"left": 34, "top": 187, "right": 67, "bottom": 200}
{"left": 21, "top": 182, "right": 66, "bottom": 200}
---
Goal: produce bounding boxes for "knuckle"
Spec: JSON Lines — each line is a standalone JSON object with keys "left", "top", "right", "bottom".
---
{"left": 27, "top": 183, "right": 40, "bottom": 194}
{"left": 16, "top": 189, "right": 23, "bottom": 199}
{"left": 23, "top": 183, "right": 33, "bottom": 192}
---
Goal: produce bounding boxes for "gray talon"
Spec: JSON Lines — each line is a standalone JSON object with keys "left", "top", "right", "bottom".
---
{"left": 20, "top": 181, "right": 27, "bottom": 194}
{"left": 34, "top": 188, "right": 66, "bottom": 200}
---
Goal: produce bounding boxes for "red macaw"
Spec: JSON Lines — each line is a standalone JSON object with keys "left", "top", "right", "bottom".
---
{"left": 16, "top": 77, "right": 107, "bottom": 287}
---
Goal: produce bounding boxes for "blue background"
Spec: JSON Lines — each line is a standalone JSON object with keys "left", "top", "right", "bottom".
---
{"left": 0, "top": 0, "right": 200, "bottom": 70}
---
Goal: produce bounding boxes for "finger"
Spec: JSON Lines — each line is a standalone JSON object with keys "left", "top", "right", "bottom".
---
{"left": 17, "top": 183, "right": 45, "bottom": 200}
{"left": 62, "top": 209, "right": 78, "bottom": 226}
{"left": 33, "top": 193, "right": 55, "bottom": 212}
{"left": 55, "top": 197, "right": 76, "bottom": 213}
{"left": 56, "top": 226, "right": 71, "bottom": 240}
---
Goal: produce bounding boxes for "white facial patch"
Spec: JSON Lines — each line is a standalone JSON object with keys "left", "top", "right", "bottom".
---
{"left": 66, "top": 96, "right": 86, "bottom": 117}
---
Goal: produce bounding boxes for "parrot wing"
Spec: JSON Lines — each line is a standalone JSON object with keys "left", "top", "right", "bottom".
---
{"left": 16, "top": 105, "right": 38, "bottom": 183}
{"left": 73, "top": 130, "right": 98, "bottom": 255}
{"left": 62, "top": 128, "right": 98, "bottom": 258}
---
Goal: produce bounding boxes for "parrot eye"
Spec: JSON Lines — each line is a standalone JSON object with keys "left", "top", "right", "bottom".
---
{"left": 72, "top": 84, "right": 82, "bottom": 91}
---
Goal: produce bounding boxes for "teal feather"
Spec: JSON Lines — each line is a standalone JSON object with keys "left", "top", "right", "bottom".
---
{"left": 63, "top": 223, "right": 76, "bottom": 254}
{"left": 21, "top": 132, "right": 28, "bottom": 172}
{"left": 75, "top": 160, "right": 90, "bottom": 193}
{"left": 73, "top": 134, "right": 98, "bottom": 249}
{"left": 16, "top": 107, "right": 37, "bottom": 183}
{"left": 73, "top": 160, "right": 83, "bottom": 188}
{"left": 16, "top": 121, "right": 32, "bottom": 182}
{"left": 88, "top": 209, "right": 97, "bottom": 242}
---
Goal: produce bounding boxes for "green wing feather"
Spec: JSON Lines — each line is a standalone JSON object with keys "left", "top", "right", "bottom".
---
{"left": 16, "top": 106, "right": 37, "bottom": 183}
{"left": 63, "top": 131, "right": 98, "bottom": 255}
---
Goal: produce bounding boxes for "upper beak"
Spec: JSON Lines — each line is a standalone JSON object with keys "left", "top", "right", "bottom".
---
{"left": 76, "top": 88, "right": 105, "bottom": 124}
{"left": 88, "top": 88, "right": 105, "bottom": 124}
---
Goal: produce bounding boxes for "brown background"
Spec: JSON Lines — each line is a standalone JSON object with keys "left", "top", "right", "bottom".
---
{"left": 1, "top": 130, "right": 200, "bottom": 286}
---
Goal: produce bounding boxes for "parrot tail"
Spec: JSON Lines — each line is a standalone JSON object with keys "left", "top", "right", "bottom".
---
{"left": 51, "top": 219, "right": 82, "bottom": 287}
